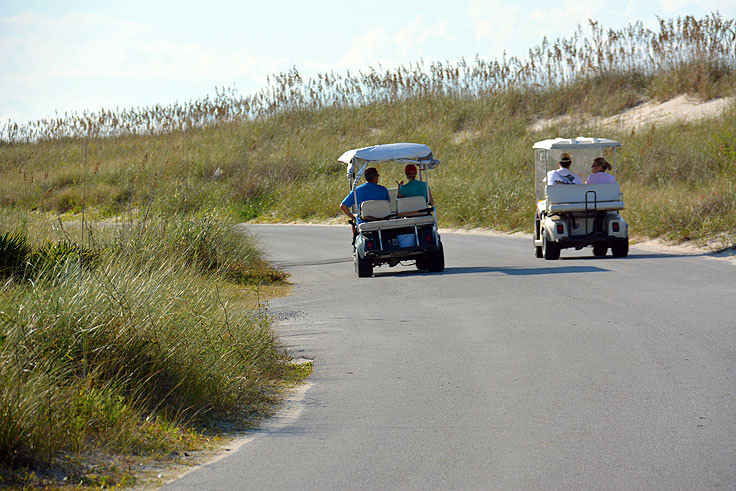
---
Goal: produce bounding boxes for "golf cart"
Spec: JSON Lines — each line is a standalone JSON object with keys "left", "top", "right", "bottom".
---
{"left": 339, "top": 143, "right": 444, "bottom": 277}
{"left": 533, "top": 137, "right": 629, "bottom": 260}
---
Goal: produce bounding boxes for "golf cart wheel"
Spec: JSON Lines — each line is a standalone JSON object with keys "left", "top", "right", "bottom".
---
{"left": 611, "top": 240, "right": 629, "bottom": 258}
{"left": 534, "top": 216, "right": 543, "bottom": 258}
{"left": 355, "top": 254, "right": 373, "bottom": 278}
{"left": 592, "top": 244, "right": 608, "bottom": 257}
{"left": 427, "top": 243, "right": 445, "bottom": 272}
{"left": 542, "top": 231, "right": 560, "bottom": 260}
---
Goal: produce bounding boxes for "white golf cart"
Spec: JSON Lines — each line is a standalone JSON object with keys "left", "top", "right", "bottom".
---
{"left": 339, "top": 143, "right": 444, "bottom": 277}
{"left": 533, "top": 137, "right": 629, "bottom": 260}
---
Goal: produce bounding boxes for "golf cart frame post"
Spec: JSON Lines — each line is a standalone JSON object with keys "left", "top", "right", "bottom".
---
{"left": 338, "top": 143, "right": 444, "bottom": 277}
{"left": 533, "top": 137, "right": 629, "bottom": 259}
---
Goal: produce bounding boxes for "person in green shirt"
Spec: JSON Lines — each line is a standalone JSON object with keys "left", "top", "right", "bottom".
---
{"left": 397, "top": 164, "right": 434, "bottom": 205}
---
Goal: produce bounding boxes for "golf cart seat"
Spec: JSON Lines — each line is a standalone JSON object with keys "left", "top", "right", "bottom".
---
{"left": 397, "top": 196, "right": 430, "bottom": 216}
{"left": 387, "top": 188, "right": 399, "bottom": 213}
{"left": 543, "top": 183, "right": 624, "bottom": 213}
{"left": 358, "top": 214, "right": 436, "bottom": 232}
{"left": 359, "top": 196, "right": 435, "bottom": 232}
{"left": 360, "top": 200, "right": 392, "bottom": 221}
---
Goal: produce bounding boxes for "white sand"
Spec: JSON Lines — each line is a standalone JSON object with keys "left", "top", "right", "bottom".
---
{"left": 530, "top": 95, "right": 734, "bottom": 132}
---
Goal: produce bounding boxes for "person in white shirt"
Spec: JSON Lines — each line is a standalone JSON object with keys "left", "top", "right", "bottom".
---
{"left": 546, "top": 153, "right": 582, "bottom": 185}
{"left": 585, "top": 157, "right": 617, "bottom": 184}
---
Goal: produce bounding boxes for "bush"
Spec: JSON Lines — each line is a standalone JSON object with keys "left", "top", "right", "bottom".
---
{"left": 0, "top": 232, "right": 32, "bottom": 278}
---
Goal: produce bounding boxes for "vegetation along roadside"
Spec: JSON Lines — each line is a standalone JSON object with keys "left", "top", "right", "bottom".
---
{"left": 0, "top": 11, "right": 734, "bottom": 488}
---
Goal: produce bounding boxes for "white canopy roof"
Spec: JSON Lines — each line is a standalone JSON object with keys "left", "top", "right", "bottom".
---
{"left": 339, "top": 143, "right": 439, "bottom": 179}
{"left": 533, "top": 137, "right": 622, "bottom": 150}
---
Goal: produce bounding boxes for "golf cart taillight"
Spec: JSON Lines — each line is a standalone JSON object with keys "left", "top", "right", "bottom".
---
{"left": 612, "top": 222, "right": 620, "bottom": 232}
{"left": 366, "top": 240, "right": 374, "bottom": 250}
{"left": 556, "top": 224, "right": 564, "bottom": 234}
{"left": 425, "top": 234, "right": 432, "bottom": 244}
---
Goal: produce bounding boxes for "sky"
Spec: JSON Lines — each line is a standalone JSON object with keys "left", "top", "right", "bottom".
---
{"left": 1, "top": 0, "right": 734, "bottom": 124}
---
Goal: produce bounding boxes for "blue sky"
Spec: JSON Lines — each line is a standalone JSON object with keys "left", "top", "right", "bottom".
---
{"left": 1, "top": 0, "right": 734, "bottom": 123}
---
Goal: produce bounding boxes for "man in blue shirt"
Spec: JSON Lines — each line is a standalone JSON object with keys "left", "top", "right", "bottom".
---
{"left": 340, "top": 167, "right": 390, "bottom": 222}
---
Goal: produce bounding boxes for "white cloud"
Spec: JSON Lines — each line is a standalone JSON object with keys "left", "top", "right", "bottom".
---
{"left": 0, "top": 10, "right": 288, "bottom": 122}
{"left": 659, "top": 0, "right": 692, "bottom": 13}
{"left": 1, "top": 11, "right": 280, "bottom": 82}
{"left": 659, "top": 0, "right": 736, "bottom": 16}
{"left": 394, "top": 16, "right": 454, "bottom": 58}
{"left": 337, "top": 27, "right": 392, "bottom": 71}
{"left": 528, "top": 0, "right": 608, "bottom": 38}
{"left": 468, "top": 0, "right": 521, "bottom": 45}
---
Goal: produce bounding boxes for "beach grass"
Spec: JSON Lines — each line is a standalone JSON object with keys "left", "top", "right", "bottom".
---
{"left": 0, "top": 10, "right": 735, "bottom": 488}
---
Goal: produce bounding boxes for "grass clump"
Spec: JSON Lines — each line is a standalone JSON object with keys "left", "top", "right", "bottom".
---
{"left": 0, "top": 211, "right": 292, "bottom": 487}
{"left": 0, "top": 232, "right": 32, "bottom": 277}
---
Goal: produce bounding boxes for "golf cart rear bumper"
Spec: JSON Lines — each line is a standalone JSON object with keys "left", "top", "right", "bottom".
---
{"left": 356, "top": 223, "right": 440, "bottom": 262}
{"left": 363, "top": 244, "right": 441, "bottom": 260}
{"left": 556, "top": 236, "right": 628, "bottom": 249}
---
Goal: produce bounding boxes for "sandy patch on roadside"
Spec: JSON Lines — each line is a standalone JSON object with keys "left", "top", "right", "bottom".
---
{"left": 530, "top": 94, "right": 734, "bottom": 132}
{"left": 630, "top": 237, "right": 736, "bottom": 264}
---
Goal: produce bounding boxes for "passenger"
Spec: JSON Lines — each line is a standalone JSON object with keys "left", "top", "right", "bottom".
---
{"left": 340, "top": 166, "right": 389, "bottom": 223}
{"left": 397, "top": 164, "right": 434, "bottom": 206}
{"left": 546, "top": 153, "right": 582, "bottom": 185}
{"left": 586, "top": 157, "right": 616, "bottom": 184}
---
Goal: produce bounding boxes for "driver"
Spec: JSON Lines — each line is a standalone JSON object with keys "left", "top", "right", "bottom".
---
{"left": 340, "top": 167, "right": 389, "bottom": 223}
{"left": 546, "top": 153, "right": 582, "bottom": 185}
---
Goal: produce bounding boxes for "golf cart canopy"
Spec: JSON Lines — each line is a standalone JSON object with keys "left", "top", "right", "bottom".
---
{"left": 533, "top": 137, "right": 622, "bottom": 150}
{"left": 339, "top": 143, "right": 439, "bottom": 180}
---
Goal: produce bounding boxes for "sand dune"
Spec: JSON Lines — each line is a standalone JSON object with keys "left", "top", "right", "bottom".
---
{"left": 530, "top": 95, "right": 734, "bottom": 132}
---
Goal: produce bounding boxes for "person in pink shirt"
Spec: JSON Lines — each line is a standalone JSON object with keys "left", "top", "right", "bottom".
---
{"left": 586, "top": 157, "right": 616, "bottom": 184}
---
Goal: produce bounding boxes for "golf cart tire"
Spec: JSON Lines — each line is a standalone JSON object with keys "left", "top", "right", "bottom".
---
{"left": 542, "top": 231, "right": 560, "bottom": 260}
{"left": 534, "top": 216, "right": 543, "bottom": 257}
{"left": 355, "top": 254, "right": 373, "bottom": 278}
{"left": 592, "top": 244, "right": 608, "bottom": 257}
{"left": 427, "top": 244, "right": 445, "bottom": 272}
{"left": 611, "top": 240, "right": 629, "bottom": 258}
{"left": 415, "top": 256, "right": 428, "bottom": 270}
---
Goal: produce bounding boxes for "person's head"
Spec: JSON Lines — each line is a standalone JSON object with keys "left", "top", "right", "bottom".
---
{"left": 364, "top": 167, "right": 380, "bottom": 183}
{"left": 404, "top": 164, "right": 418, "bottom": 180}
{"left": 559, "top": 153, "right": 572, "bottom": 169}
{"left": 591, "top": 157, "right": 612, "bottom": 173}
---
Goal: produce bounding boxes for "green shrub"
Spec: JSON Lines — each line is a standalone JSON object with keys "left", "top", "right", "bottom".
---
{"left": 30, "top": 241, "right": 100, "bottom": 276}
{"left": 0, "top": 232, "right": 32, "bottom": 278}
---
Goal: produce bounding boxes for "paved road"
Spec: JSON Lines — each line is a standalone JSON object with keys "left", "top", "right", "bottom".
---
{"left": 166, "top": 225, "right": 735, "bottom": 490}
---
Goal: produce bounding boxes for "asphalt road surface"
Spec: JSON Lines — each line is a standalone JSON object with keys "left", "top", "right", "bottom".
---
{"left": 166, "top": 224, "right": 735, "bottom": 490}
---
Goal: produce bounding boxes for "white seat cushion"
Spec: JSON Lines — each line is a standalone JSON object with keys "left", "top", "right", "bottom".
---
{"left": 397, "top": 196, "right": 428, "bottom": 216}
{"left": 358, "top": 215, "right": 435, "bottom": 232}
{"left": 545, "top": 183, "right": 624, "bottom": 212}
{"left": 387, "top": 188, "right": 399, "bottom": 214}
{"left": 360, "top": 200, "right": 391, "bottom": 220}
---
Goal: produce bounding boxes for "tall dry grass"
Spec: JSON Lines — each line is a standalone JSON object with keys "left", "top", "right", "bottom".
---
{"left": 0, "top": 210, "right": 290, "bottom": 485}
{"left": 1, "top": 13, "right": 733, "bottom": 143}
